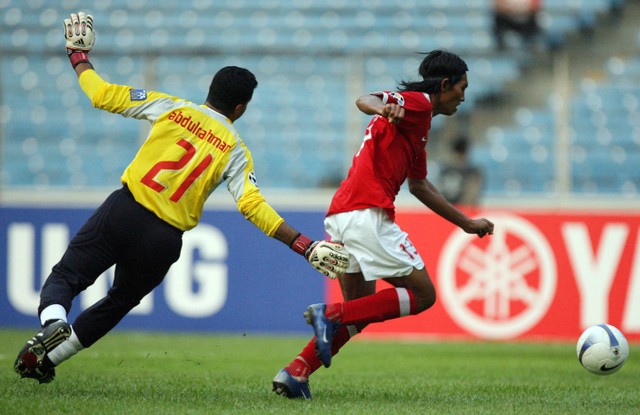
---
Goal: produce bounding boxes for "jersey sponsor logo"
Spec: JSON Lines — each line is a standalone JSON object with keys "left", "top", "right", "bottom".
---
{"left": 130, "top": 89, "right": 147, "bottom": 101}
{"left": 168, "top": 110, "right": 232, "bottom": 153}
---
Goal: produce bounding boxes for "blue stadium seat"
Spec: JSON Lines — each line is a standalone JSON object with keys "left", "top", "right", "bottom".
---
{"left": 3, "top": 0, "right": 624, "bottom": 191}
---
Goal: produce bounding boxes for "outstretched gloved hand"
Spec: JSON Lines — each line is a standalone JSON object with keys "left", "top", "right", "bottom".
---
{"left": 290, "top": 234, "right": 349, "bottom": 279}
{"left": 63, "top": 12, "right": 95, "bottom": 67}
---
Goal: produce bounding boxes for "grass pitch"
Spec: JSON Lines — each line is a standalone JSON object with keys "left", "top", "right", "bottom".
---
{"left": 0, "top": 329, "right": 638, "bottom": 414}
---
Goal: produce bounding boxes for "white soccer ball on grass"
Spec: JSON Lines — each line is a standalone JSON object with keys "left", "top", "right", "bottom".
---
{"left": 576, "top": 324, "right": 629, "bottom": 375}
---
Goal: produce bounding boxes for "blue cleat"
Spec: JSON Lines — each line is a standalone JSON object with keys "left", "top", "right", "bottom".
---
{"left": 304, "top": 303, "right": 339, "bottom": 368}
{"left": 272, "top": 369, "right": 312, "bottom": 400}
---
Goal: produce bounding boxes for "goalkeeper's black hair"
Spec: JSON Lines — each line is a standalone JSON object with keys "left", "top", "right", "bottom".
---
{"left": 206, "top": 66, "right": 258, "bottom": 114}
{"left": 398, "top": 50, "right": 468, "bottom": 93}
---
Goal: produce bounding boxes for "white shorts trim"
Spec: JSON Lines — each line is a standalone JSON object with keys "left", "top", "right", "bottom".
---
{"left": 324, "top": 208, "right": 424, "bottom": 281}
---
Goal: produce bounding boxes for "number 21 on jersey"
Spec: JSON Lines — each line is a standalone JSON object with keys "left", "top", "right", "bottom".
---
{"left": 141, "top": 138, "right": 213, "bottom": 202}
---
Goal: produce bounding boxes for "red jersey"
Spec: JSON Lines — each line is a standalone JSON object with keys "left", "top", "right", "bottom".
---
{"left": 327, "top": 91, "right": 433, "bottom": 221}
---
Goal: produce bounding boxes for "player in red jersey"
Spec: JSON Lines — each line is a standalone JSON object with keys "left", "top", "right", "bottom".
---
{"left": 14, "top": 12, "right": 348, "bottom": 384}
{"left": 273, "top": 50, "right": 494, "bottom": 400}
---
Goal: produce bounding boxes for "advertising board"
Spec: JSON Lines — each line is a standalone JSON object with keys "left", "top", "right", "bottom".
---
{"left": 3, "top": 206, "right": 639, "bottom": 341}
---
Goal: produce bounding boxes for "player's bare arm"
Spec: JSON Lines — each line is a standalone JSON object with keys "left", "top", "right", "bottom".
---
{"left": 355, "top": 94, "right": 404, "bottom": 124}
{"left": 407, "top": 177, "right": 494, "bottom": 237}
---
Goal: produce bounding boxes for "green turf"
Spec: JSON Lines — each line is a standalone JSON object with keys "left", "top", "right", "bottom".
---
{"left": 0, "top": 329, "right": 637, "bottom": 414}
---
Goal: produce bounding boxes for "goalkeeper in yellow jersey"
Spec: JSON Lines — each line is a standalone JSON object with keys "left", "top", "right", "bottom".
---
{"left": 14, "top": 12, "right": 349, "bottom": 384}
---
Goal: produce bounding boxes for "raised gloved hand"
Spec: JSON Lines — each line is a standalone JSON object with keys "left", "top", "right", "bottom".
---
{"left": 291, "top": 234, "right": 349, "bottom": 279}
{"left": 63, "top": 12, "right": 95, "bottom": 68}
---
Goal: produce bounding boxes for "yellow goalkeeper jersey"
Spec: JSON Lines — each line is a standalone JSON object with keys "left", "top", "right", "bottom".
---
{"left": 78, "top": 69, "right": 284, "bottom": 234}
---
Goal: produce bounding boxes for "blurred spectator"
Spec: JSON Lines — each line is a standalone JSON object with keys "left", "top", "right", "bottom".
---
{"left": 438, "top": 135, "right": 483, "bottom": 206}
{"left": 493, "top": 0, "right": 542, "bottom": 51}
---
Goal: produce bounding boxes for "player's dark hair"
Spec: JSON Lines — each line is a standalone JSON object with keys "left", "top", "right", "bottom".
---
{"left": 206, "top": 66, "right": 258, "bottom": 114}
{"left": 399, "top": 50, "right": 468, "bottom": 93}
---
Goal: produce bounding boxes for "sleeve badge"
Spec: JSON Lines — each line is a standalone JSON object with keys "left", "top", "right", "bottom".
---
{"left": 129, "top": 89, "right": 147, "bottom": 101}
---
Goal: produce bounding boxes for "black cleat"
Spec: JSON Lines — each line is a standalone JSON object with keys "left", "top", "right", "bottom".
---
{"left": 14, "top": 320, "right": 71, "bottom": 383}
{"left": 17, "top": 366, "right": 56, "bottom": 384}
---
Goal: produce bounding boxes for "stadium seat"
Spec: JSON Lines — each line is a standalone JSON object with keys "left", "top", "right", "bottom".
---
{"left": 0, "top": 0, "right": 628, "bottom": 191}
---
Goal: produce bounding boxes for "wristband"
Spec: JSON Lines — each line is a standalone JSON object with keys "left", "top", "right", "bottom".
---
{"left": 290, "top": 233, "right": 313, "bottom": 258}
{"left": 67, "top": 51, "right": 90, "bottom": 68}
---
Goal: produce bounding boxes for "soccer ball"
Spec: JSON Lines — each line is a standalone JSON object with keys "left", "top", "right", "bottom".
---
{"left": 576, "top": 324, "right": 629, "bottom": 375}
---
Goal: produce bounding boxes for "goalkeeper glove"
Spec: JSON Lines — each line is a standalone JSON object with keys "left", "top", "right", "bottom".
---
{"left": 63, "top": 12, "right": 95, "bottom": 68}
{"left": 291, "top": 234, "right": 349, "bottom": 279}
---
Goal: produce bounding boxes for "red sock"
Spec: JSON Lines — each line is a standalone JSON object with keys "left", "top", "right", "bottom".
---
{"left": 286, "top": 341, "right": 320, "bottom": 379}
{"left": 326, "top": 288, "right": 416, "bottom": 326}
{"left": 285, "top": 354, "right": 314, "bottom": 380}
{"left": 324, "top": 302, "right": 343, "bottom": 322}
{"left": 286, "top": 325, "right": 358, "bottom": 379}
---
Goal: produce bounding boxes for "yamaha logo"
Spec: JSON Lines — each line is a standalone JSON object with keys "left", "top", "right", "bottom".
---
{"left": 438, "top": 213, "right": 557, "bottom": 339}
